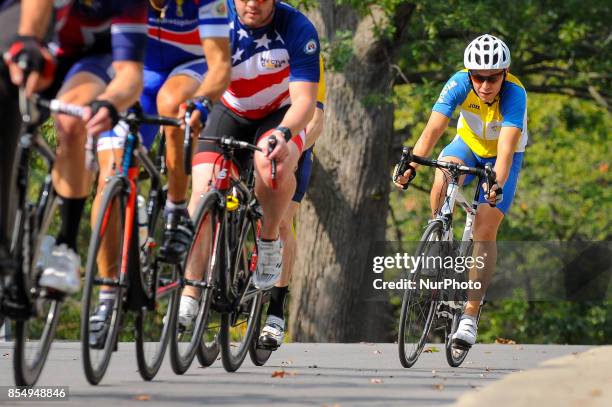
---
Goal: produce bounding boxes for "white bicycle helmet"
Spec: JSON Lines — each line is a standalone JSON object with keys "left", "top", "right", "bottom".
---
{"left": 464, "top": 34, "right": 511, "bottom": 70}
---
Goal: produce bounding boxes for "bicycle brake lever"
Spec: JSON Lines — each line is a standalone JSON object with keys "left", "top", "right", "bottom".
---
{"left": 484, "top": 163, "right": 497, "bottom": 208}
{"left": 267, "top": 136, "right": 277, "bottom": 189}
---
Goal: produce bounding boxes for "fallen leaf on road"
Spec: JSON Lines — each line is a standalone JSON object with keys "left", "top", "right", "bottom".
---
{"left": 372, "top": 350, "right": 382, "bottom": 355}
{"left": 272, "top": 370, "right": 296, "bottom": 378}
{"left": 479, "top": 374, "right": 485, "bottom": 378}
{"left": 485, "top": 367, "right": 491, "bottom": 372}
{"left": 431, "top": 370, "right": 437, "bottom": 376}
{"left": 495, "top": 337, "right": 516, "bottom": 344}
{"left": 433, "top": 384, "right": 444, "bottom": 391}
{"left": 134, "top": 395, "right": 150, "bottom": 401}
{"left": 2, "top": 353, "right": 9, "bottom": 357}
{"left": 281, "top": 360, "right": 294, "bottom": 366}
{"left": 590, "top": 389, "right": 602, "bottom": 397}
{"left": 484, "top": 351, "right": 492, "bottom": 354}
{"left": 423, "top": 347, "right": 440, "bottom": 353}
{"left": 308, "top": 365, "right": 318, "bottom": 368}
{"left": 272, "top": 370, "right": 286, "bottom": 378}
{"left": 370, "top": 378, "right": 383, "bottom": 384}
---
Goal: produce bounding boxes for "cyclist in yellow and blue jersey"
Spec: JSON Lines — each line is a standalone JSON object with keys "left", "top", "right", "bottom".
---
{"left": 394, "top": 34, "right": 527, "bottom": 348}
{"left": 258, "top": 56, "right": 326, "bottom": 351}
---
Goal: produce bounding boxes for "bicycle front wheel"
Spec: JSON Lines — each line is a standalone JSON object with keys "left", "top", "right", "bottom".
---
{"left": 135, "top": 187, "right": 180, "bottom": 380}
{"left": 81, "top": 177, "right": 127, "bottom": 385}
{"left": 169, "top": 192, "right": 219, "bottom": 374}
{"left": 398, "top": 220, "right": 445, "bottom": 368}
{"left": 220, "top": 213, "right": 262, "bottom": 372}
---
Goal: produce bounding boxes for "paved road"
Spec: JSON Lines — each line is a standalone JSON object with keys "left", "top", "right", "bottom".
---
{"left": 0, "top": 342, "right": 591, "bottom": 406}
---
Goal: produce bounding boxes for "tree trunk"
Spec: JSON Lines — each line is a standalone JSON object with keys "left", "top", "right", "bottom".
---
{"left": 288, "top": 3, "right": 395, "bottom": 342}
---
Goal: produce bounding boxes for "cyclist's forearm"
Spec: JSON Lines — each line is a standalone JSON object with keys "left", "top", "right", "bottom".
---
{"left": 97, "top": 61, "right": 144, "bottom": 111}
{"left": 304, "top": 107, "right": 324, "bottom": 150}
{"left": 279, "top": 95, "right": 316, "bottom": 139}
{"left": 18, "top": 0, "right": 52, "bottom": 39}
{"left": 412, "top": 111, "right": 450, "bottom": 163}
{"left": 196, "top": 37, "right": 231, "bottom": 102}
{"left": 494, "top": 127, "right": 521, "bottom": 186}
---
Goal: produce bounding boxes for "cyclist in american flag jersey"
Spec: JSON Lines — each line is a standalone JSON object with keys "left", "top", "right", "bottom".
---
{"left": 182, "top": 0, "right": 320, "bottom": 347}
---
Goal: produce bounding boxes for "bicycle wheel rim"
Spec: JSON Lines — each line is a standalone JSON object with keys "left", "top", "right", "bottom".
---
{"left": 196, "top": 308, "right": 221, "bottom": 368}
{"left": 248, "top": 293, "right": 273, "bottom": 367}
{"left": 220, "top": 213, "right": 262, "bottom": 372}
{"left": 13, "top": 193, "right": 63, "bottom": 386}
{"left": 13, "top": 299, "right": 61, "bottom": 386}
{"left": 81, "top": 178, "right": 126, "bottom": 385}
{"left": 169, "top": 192, "right": 219, "bottom": 374}
{"left": 398, "top": 221, "right": 444, "bottom": 368}
{"left": 135, "top": 190, "right": 179, "bottom": 381}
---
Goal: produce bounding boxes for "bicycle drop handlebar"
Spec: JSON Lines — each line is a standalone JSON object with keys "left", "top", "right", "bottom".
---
{"left": 396, "top": 146, "right": 499, "bottom": 207}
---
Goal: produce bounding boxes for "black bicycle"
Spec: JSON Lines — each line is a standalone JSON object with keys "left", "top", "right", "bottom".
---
{"left": 173, "top": 136, "right": 277, "bottom": 373}
{"left": 70, "top": 103, "right": 184, "bottom": 384}
{"left": 395, "top": 147, "right": 495, "bottom": 368}
{"left": 0, "top": 89, "right": 73, "bottom": 386}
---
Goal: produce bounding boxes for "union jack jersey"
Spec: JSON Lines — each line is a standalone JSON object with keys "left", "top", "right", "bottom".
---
{"left": 53, "top": 0, "right": 148, "bottom": 62}
{"left": 222, "top": 1, "right": 320, "bottom": 119}
{"left": 146, "top": 0, "right": 229, "bottom": 71}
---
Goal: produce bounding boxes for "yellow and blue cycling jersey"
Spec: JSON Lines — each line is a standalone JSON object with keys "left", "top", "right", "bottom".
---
{"left": 433, "top": 69, "right": 528, "bottom": 158}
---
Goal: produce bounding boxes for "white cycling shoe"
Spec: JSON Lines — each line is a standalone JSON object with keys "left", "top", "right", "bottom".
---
{"left": 252, "top": 238, "right": 283, "bottom": 290}
{"left": 258, "top": 315, "right": 285, "bottom": 350}
{"left": 177, "top": 295, "right": 199, "bottom": 328}
{"left": 452, "top": 315, "right": 478, "bottom": 348}
{"left": 38, "top": 243, "right": 81, "bottom": 294}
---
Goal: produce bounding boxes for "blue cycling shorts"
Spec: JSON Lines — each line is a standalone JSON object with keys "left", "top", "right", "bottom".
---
{"left": 439, "top": 135, "right": 524, "bottom": 215}
{"left": 97, "top": 58, "right": 207, "bottom": 152}
{"left": 292, "top": 147, "right": 314, "bottom": 203}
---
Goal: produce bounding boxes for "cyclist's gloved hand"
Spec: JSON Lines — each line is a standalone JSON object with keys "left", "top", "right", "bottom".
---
{"left": 84, "top": 99, "right": 120, "bottom": 135}
{"left": 4, "top": 35, "right": 56, "bottom": 96}
{"left": 188, "top": 96, "right": 213, "bottom": 127}
{"left": 483, "top": 183, "right": 503, "bottom": 206}
{"left": 393, "top": 163, "right": 416, "bottom": 190}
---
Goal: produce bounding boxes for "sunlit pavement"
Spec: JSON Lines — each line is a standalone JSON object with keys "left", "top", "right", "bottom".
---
{"left": 0, "top": 343, "right": 593, "bottom": 406}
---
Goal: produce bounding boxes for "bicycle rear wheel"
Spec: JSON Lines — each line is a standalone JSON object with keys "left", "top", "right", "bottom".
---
{"left": 196, "top": 308, "right": 221, "bottom": 368}
{"left": 220, "top": 212, "right": 262, "bottom": 372}
{"left": 135, "top": 189, "right": 180, "bottom": 381}
{"left": 398, "top": 220, "right": 445, "bottom": 368}
{"left": 248, "top": 290, "right": 273, "bottom": 366}
{"left": 169, "top": 192, "right": 219, "bottom": 374}
{"left": 81, "top": 178, "right": 127, "bottom": 385}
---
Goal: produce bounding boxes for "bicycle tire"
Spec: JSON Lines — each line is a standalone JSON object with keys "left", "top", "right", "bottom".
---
{"left": 398, "top": 220, "right": 445, "bottom": 368}
{"left": 13, "top": 183, "right": 62, "bottom": 386}
{"left": 169, "top": 191, "right": 219, "bottom": 374}
{"left": 135, "top": 188, "right": 180, "bottom": 381}
{"left": 13, "top": 299, "right": 62, "bottom": 386}
{"left": 220, "top": 213, "right": 262, "bottom": 372}
{"left": 81, "top": 177, "right": 127, "bottom": 385}
{"left": 196, "top": 309, "right": 221, "bottom": 368}
{"left": 248, "top": 292, "right": 272, "bottom": 367}
{"left": 446, "top": 301, "right": 483, "bottom": 367}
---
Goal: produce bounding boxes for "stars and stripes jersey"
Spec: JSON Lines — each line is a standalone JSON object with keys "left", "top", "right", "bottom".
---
{"left": 222, "top": 1, "right": 321, "bottom": 120}
{"left": 145, "top": 0, "right": 229, "bottom": 71}
{"left": 433, "top": 69, "right": 528, "bottom": 158}
{"left": 52, "top": 0, "right": 148, "bottom": 62}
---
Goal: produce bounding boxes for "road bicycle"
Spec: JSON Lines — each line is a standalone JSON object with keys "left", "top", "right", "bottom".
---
{"left": 0, "top": 90, "right": 69, "bottom": 386}
{"left": 66, "top": 102, "right": 184, "bottom": 384}
{"left": 173, "top": 135, "right": 276, "bottom": 373}
{"left": 394, "top": 147, "right": 496, "bottom": 368}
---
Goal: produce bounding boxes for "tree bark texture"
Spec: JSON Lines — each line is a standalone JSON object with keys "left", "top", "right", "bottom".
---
{"left": 288, "top": 2, "right": 396, "bottom": 342}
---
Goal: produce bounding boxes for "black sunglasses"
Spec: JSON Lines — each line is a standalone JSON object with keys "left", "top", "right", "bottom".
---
{"left": 469, "top": 70, "right": 505, "bottom": 84}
